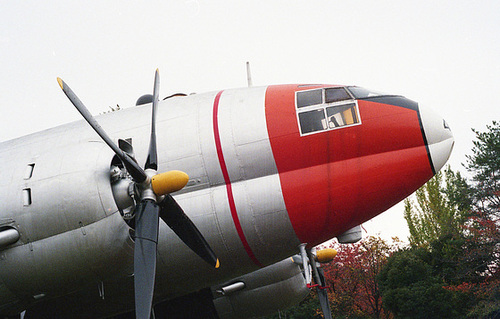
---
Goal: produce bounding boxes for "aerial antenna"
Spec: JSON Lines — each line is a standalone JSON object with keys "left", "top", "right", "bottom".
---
{"left": 246, "top": 61, "right": 253, "bottom": 87}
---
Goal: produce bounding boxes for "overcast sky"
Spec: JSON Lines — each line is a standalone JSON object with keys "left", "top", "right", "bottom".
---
{"left": 1, "top": 1, "right": 499, "bottom": 242}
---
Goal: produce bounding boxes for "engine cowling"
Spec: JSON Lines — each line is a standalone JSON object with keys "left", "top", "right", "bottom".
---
{"left": 212, "top": 258, "right": 309, "bottom": 318}
{"left": 151, "top": 257, "right": 309, "bottom": 319}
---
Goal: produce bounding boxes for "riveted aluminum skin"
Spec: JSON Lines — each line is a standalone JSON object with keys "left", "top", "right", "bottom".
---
{"left": 0, "top": 129, "right": 135, "bottom": 315}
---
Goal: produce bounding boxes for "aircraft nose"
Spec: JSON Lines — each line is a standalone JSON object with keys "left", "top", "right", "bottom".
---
{"left": 419, "top": 105, "right": 454, "bottom": 173}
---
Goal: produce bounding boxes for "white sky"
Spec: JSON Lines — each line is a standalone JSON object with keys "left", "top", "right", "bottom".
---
{"left": 1, "top": 1, "right": 499, "bottom": 242}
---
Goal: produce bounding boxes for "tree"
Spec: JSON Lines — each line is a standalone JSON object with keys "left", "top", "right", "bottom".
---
{"left": 264, "top": 293, "right": 323, "bottom": 319}
{"left": 462, "top": 121, "right": 500, "bottom": 317}
{"left": 321, "top": 236, "right": 402, "bottom": 319}
{"left": 404, "top": 167, "right": 470, "bottom": 247}
{"left": 388, "top": 122, "right": 500, "bottom": 318}
{"left": 263, "top": 237, "right": 401, "bottom": 319}
{"left": 465, "top": 120, "right": 500, "bottom": 216}
{"left": 378, "top": 248, "right": 470, "bottom": 319}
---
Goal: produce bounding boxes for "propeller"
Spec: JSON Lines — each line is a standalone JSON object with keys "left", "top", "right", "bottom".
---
{"left": 306, "top": 249, "right": 333, "bottom": 319}
{"left": 57, "top": 70, "right": 219, "bottom": 319}
{"left": 298, "top": 244, "right": 333, "bottom": 319}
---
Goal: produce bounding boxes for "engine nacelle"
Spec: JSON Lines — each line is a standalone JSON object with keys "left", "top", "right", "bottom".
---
{"left": 212, "top": 258, "right": 309, "bottom": 318}
{"left": 152, "top": 257, "right": 309, "bottom": 319}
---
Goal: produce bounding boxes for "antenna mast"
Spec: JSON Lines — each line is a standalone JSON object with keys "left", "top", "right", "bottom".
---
{"left": 246, "top": 61, "right": 253, "bottom": 87}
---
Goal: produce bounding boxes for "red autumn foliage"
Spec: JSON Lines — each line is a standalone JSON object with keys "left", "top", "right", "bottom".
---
{"left": 319, "top": 236, "right": 402, "bottom": 319}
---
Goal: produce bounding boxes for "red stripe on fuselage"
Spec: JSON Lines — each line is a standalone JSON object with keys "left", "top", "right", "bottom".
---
{"left": 265, "top": 85, "right": 434, "bottom": 246}
{"left": 212, "top": 91, "right": 263, "bottom": 267}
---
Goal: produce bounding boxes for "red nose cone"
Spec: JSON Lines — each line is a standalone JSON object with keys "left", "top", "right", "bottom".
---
{"left": 265, "top": 85, "right": 436, "bottom": 246}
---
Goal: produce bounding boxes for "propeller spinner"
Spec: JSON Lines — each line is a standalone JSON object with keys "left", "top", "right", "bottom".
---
{"left": 57, "top": 70, "right": 219, "bottom": 319}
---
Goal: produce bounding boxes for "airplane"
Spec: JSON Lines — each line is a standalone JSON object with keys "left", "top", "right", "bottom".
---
{"left": 0, "top": 69, "right": 454, "bottom": 319}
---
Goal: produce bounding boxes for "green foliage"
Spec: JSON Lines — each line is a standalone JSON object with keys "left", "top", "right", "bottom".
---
{"left": 465, "top": 120, "right": 500, "bottom": 215}
{"left": 465, "top": 279, "right": 500, "bottom": 318}
{"left": 389, "top": 121, "right": 500, "bottom": 318}
{"left": 264, "top": 293, "right": 323, "bottom": 319}
{"left": 390, "top": 209, "right": 499, "bottom": 318}
{"left": 383, "top": 122, "right": 500, "bottom": 318}
{"left": 443, "top": 167, "right": 473, "bottom": 213}
{"left": 404, "top": 167, "right": 469, "bottom": 247}
{"left": 462, "top": 121, "right": 500, "bottom": 316}
{"left": 378, "top": 248, "right": 470, "bottom": 319}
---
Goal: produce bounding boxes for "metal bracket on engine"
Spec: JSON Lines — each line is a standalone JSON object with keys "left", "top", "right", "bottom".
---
{"left": 123, "top": 183, "right": 138, "bottom": 220}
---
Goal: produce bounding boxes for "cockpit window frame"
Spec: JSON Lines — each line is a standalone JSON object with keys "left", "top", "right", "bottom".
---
{"left": 296, "top": 89, "right": 323, "bottom": 108}
{"left": 295, "top": 87, "right": 362, "bottom": 136}
{"left": 325, "top": 87, "right": 353, "bottom": 104}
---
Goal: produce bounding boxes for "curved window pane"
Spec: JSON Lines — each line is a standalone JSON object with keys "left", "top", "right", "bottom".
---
{"left": 326, "top": 103, "right": 359, "bottom": 128}
{"left": 325, "top": 87, "right": 351, "bottom": 103}
{"left": 297, "top": 89, "right": 322, "bottom": 108}
{"left": 298, "top": 109, "right": 327, "bottom": 134}
{"left": 347, "top": 86, "right": 385, "bottom": 99}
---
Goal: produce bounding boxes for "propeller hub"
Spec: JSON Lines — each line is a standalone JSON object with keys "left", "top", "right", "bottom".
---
{"left": 138, "top": 169, "right": 156, "bottom": 201}
{"left": 315, "top": 248, "right": 337, "bottom": 263}
{"left": 151, "top": 170, "right": 189, "bottom": 196}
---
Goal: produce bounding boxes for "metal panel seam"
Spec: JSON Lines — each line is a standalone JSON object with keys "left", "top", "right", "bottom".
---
{"left": 212, "top": 90, "right": 263, "bottom": 267}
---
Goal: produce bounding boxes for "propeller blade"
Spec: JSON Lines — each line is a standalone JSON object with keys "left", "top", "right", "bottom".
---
{"left": 145, "top": 69, "right": 160, "bottom": 171}
{"left": 159, "top": 195, "right": 219, "bottom": 268}
{"left": 317, "top": 267, "right": 333, "bottom": 319}
{"left": 57, "top": 78, "right": 148, "bottom": 184}
{"left": 134, "top": 199, "right": 160, "bottom": 319}
{"left": 307, "top": 249, "right": 333, "bottom": 319}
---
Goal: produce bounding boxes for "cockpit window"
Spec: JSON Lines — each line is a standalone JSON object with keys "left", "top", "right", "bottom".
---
{"left": 296, "top": 87, "right": 361, "bottom": 135}
{"left": 326, "top": 103, "right": 358, "bottom": 128}
{"left": 298, "top": 109, "right": 327, "bottom": 134}
{"left": 325, "top": 87, "right": 351, "bottom": 103}
{"left": 296, "top": 89, "right": 322, "bottom": 108}
{"left": 346, "top": 86, "right": 385, "bottom": 99}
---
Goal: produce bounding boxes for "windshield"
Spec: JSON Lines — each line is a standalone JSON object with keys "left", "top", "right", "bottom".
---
{"left": 346, "top": 86, "right": 387, "bottom": 99}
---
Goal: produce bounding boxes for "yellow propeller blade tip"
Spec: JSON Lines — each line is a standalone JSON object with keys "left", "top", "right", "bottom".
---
{"left": 215, "top": 259, "right": 220, "bottom": 269}
{"left": 57, "top": 77, "right": 64, "bottom": 89}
